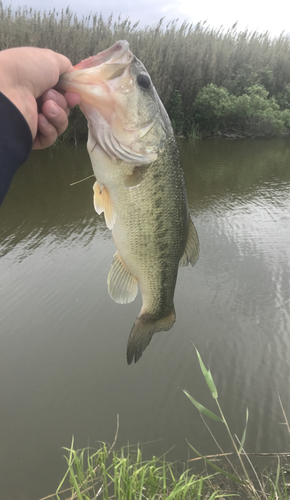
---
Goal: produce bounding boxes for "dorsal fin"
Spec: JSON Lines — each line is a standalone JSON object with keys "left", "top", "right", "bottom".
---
{"left": 179, "top": 217, "right": 199, "bottom": 267}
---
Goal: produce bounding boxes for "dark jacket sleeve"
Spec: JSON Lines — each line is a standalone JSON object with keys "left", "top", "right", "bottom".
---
{"left": 0, "top": 91, "right": 33, "bottom": 206}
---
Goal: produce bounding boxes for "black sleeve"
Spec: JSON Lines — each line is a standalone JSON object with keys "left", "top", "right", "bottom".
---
{"left": 0, "top": 91, "right": 33, "bottom": 206}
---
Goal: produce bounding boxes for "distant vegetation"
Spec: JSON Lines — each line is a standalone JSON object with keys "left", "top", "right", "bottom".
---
{"left": 1, "top": 2, "right": 290, "bottom": 138}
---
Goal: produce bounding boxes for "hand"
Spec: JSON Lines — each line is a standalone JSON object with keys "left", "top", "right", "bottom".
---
{"left": 34, "top": 87, "right": 80, "bottom": 149}
{"left": 0, "top": 47, "right": 81, "bottom": 149}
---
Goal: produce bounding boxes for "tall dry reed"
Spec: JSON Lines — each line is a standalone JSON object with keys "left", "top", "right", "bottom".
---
{"left": 1, "top": 2, "right": 290, "bottom": 136}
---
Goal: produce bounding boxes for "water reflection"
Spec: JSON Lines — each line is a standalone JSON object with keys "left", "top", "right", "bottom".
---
{"left": 180, "top": 137, "right": 290, "bottom": 454}
{"left": 1, "top": 145, "right": 110, "bottom": 261}
{"left": 1, "top": 138, "right": 290, "bottom": 499}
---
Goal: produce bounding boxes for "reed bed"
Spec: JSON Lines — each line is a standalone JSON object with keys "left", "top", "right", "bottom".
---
{"left": 1, "top": 2, "right": 290, "bottom": 136}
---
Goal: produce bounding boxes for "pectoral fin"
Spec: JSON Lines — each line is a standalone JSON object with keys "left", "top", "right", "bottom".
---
{"left": 179, "top": 217, "right": 200, "bottom": 267}
{"left": 107, "top": 251, "right": 138, "bottom": 304}
{"left": 93, "top": 181, "right": 116, "bottom": 230}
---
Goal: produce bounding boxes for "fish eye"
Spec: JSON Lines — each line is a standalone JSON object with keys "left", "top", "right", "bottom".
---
{"left": 137, "top": 74, "right": 151, "bottom": 90}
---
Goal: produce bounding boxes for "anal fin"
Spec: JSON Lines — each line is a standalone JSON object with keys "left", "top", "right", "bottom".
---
{"left": 107, "top": 251, "right": 138, "bottom": 304}
{"left": 179, "top": 217, "right": 199, "bottom": 267}
{"left": 93, "top": 180, "right": 116, "bottom": 230}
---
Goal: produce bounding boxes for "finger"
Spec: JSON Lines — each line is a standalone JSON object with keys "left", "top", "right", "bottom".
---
{"left": 41, "top": 100, "right": 69, "bottom": 136}
{"left": 42, "top": 89, "right": 70, "bottom": 116}
{"left": 64, "top": 91, "right": 81, "bottom": 108}
{"left": 33, "top": 114, "right": 58, "bottom": 150}
{"left": 41, "top": 89, "right": 81, "bottom": 114}
{"left": 50, "top": 51, "right": 75, "bottom": 81}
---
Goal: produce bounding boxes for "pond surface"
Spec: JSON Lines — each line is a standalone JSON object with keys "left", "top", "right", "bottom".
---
{"left": 1, "top": 137, "right": 290, "bottom": 499}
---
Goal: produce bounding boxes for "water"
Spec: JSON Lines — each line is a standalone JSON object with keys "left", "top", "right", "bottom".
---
{"left": 1, "top": 138, "right": 290, "bottom": 499}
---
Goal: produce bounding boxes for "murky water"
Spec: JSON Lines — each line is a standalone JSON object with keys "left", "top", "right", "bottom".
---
{"left": 1, "top": 138, "right": 290, "bottom": 499}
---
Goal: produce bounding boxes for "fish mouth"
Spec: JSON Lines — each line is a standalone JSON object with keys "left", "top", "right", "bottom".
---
{"left": 74, "top": 40, "right": 131, "bottom": 70}
{"left": 58, "top": 41, "right": 158, "bottom": 164}
{"left": 58, "top": 40, "right": 133, "bottom": 91}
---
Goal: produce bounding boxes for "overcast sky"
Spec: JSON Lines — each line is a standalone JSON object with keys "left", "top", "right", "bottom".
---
{"left": 4, "top": 0, "right": 290, "bottom": 37}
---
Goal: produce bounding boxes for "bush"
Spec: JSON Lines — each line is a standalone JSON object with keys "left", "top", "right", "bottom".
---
{"left": 167, "top": 90, "right": 185, "bottom": 135}
{"left": 193, "top": 83, "right": 290, "bottom": 136}
{"left": 276, "top": 83, "right": 290, "bottom": 110}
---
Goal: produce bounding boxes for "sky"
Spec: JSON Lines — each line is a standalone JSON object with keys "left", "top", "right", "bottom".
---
{"left": 4, "top": 0, "right": 290, "bottom": 37}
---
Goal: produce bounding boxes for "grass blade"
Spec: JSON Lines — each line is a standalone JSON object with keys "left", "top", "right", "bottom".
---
{"left": 186, "top": 441, "right": 244, "bottom": 484}
{"left": 183, "top": 390, "right": 223, "bottom": 422}
{"left": 238, "top": 407, "right": 249, "bottom": 453}
{"left": 195, "top": 349, "right": 218, "bottom": 399}
{"left": 275, "top": 456, "right": 281, "bottom": 492}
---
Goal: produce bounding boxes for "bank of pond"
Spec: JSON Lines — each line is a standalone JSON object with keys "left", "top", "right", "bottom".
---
{"left": 62, "top": 83, "right": 290, "bottom": 143}
{"left": 44, "top": 350, "right": 290, "bottom": 500}
{"left": 42, "top": 441, "right": 290, "bottom": 500}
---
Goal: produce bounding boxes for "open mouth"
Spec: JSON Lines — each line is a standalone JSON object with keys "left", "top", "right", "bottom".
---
{"left": 57, "top": 40, "right": 134, "bottom": 99}
{"left": 73, "top": 40, "right": 132, "bottom": 71}
{"left": 57, "top": 41, "right": 158, "bottom": 165}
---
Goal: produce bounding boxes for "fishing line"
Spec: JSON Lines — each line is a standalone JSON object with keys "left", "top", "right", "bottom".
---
{"left": 70, "top": 175, "right": 95, "bottom": 186}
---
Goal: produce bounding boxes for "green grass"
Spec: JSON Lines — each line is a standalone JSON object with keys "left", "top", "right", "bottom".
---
{"left": 40, "top": 349, "right": 290, "bottom": 500}
{"left": 40, "top": 438, "right": 222, "bottom": 500}
{"left": 183, "top": 348, "right": 290, "bottom": 500}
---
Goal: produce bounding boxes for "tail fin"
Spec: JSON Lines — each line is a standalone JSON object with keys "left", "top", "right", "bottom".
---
{"left": 127, "top": 309, "right": 176, "bottom": 364}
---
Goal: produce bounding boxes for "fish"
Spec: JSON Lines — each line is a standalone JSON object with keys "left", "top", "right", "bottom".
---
{"left": 58, "top": 40, "right": 199, "bottom": 364}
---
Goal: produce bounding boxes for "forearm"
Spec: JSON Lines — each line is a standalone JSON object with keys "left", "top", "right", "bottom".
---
{"left": 0, "top": 92, "right": 33, "bottom": 205}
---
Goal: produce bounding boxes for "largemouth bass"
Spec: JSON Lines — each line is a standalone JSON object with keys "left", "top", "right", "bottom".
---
{"left": 59, "top": 41, "right": 199, "bottom": 364}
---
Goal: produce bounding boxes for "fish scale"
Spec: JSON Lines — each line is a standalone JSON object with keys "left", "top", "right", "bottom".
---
{"left": 58, "top": 40, "right": 199, "bottom": 364}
